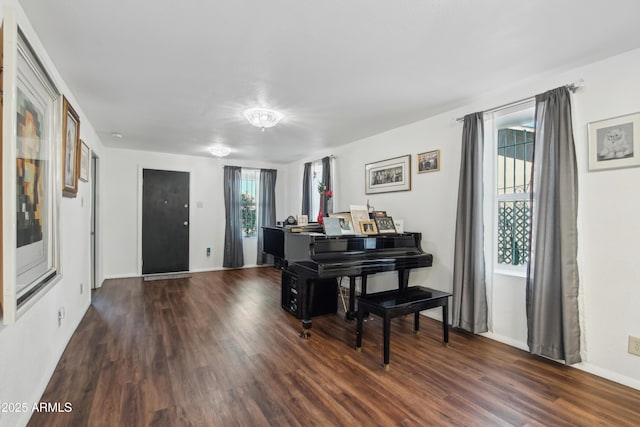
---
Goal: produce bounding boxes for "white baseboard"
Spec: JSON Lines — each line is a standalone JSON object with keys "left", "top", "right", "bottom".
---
{"left": 477, "top": 332, "right": 640, "bottom": 391}
{"left": 480, "top": 331, "right": 529, "bottom": 352}
{"left": 190, "top": 264, "right": 271, "bottom": 273}
{"left": 105, "top": 264, "right": 273, "bottom": 280}
{"left": 575, "top": 362, "right": 640, "bottom": 391}
{"left": 104, "top": 273, "right": 140, "bottom": 280}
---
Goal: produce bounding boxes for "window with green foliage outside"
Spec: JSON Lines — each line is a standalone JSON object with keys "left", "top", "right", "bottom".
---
{"left": 241, "top": 169, "right": 258, "bottom": 237}
{"left": 496, "top": 125, "right": 534, "bottom": 266}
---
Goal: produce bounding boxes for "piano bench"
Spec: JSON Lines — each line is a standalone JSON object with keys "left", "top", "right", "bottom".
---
{"left": 355, "top": 286, "right": 452, "bottom": 369}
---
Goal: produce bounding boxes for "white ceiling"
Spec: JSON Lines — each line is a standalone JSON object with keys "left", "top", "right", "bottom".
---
{"left": 18, "top": 0, "right": 640, "bottom": 164}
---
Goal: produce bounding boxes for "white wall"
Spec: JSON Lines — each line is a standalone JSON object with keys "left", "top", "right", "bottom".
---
{"left": 102, "top": 148, "right": 287, "bottom": 278}
{"left": 2, "top": 5, "right": 639, "bottom": 427}
{"left": 0, "top": 2, "right": 106, "bottom": 427}
{"left": 286, "top": 49, "right": 640, "bottom": 389}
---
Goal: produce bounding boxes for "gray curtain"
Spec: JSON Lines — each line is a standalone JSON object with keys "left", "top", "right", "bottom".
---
{"left": 527, "top": 87, "right": 581, "bottom": 365}
{"left": 223, "top": 166, "right": 244, "bottom": 268}
{"left": 452, "top": 112, "right": 488, "bottom": 333}
{"left": 301, "top": 162, "right": 311, "bottom": 216}
{"left": 320, "top": 156, "right": 332, "bottom": 216}
{"left": 257, "top": 168, "right": 277, "bottom": 265}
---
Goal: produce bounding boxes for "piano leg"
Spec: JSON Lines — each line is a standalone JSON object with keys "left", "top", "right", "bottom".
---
{"left": 346, "top": 275, "right": 368, "bottom": 320}
{"left": 398, "top": 269, "right": 410, "bottom": 290}
{"left": 299, "top": 277, "right": 314, "bottom": 338}
{"left": 346, "top": 276, "right": 357, "bottom": 320}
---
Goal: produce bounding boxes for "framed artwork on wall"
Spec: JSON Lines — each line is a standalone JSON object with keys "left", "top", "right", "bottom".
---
{"left": 62, "top": 96, "right": 80, "bottom": 197}
{"left": 588, "top": 112, "right": 640, "bottom": 171}
{"left": 365, "top": 155, "right": 411, "bottom": 194}
{"left": 79, "top": 140, "right": 90, "bottom": 182}
{"left": 3, "top": 20, "right": 62, "bottom": 323}
{"left": 417, "top": 149, "right": 440, "bottom": 173}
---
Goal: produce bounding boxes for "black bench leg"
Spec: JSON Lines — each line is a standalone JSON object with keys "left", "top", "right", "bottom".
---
{"left": 414, "top": 311, "right": 420, "bottom": 334}
{"left": 383, "top": 314, "right": 391, "bottom": 370}
{"left": 443, "top": 301, "right": 449, "bottom": 346}
{"left": 356, "top": 306, "right": 364, "bottom": 351}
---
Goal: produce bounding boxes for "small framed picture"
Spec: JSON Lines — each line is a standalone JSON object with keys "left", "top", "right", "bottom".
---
{"left": 322, "top": 217, "right": 342, "bottom": 237}
{"left": 349, "top": 205, "right": 370, "bottom": 233}
{"left": 297, "top": 214, "right": 308, "bottom": 225}
{"left": 359, "top": 220, "right": 378, "bottom": 235}
{"left": 588, "top": 112, "right": 640, "bottom": 171}
{"left": 370, "top": 210, "right": 387, "bottom": 218}
{"left": 374, "top": 216, "right": 397, "bottom": 234}
{"left": 328, "top": 212, "right": 355, "bottom": 235}
{"left": 79, "top": 140, "right": 90, "bottom": 182}
{"left": 417, "top": 149, "right": 440, "bottom": 173}
{"left": 62, "top": 96, "right": 81, "bottom": 197}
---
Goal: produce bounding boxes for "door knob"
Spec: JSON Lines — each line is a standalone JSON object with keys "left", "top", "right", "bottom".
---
{"left": 183, "top": 221, "right": 188, "bottom": 226}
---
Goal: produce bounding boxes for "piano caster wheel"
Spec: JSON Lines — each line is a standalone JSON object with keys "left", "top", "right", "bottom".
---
{"left": 443, "top": 342, "right": 449, "bottom": 348}
{"left": 299, "top": 330, "right": 311, "bottom": 339}
{"left": 355, "top": 346, "right": 362, "bottom": 352}
{"left": 383, "top": 364, "right": 390, "bottom": 371}
{"left": 413, "top": 330, "right": 420, "bottom": 335}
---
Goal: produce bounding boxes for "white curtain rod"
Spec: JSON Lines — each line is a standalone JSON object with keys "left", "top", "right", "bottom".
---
{"left": 455, "top": 80, "right": 584, "bottom": 123}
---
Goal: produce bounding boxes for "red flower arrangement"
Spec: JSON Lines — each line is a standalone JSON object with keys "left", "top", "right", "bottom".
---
{"left": 317, "top": 183, "right": 332, "bottom": 223}
{"left": 317, "top": 182, "right": 332, "bottom": 198}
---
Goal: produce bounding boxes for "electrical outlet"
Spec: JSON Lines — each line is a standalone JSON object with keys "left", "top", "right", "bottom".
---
{"left": 57, "top": 307, "right": 66, "bottom": 327}
{"left": 629, "top": 336, "right": 640, "bottom": 356}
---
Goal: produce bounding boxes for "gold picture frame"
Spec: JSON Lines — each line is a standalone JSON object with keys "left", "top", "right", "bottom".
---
{"left": 359, "top": 220, "right": 378, "bottom": 235}
{"left": 62, "top": 96, "right": 80, "bottom": 197}
{"left": 417, "top": 149, "right": 440, "bottom": 173}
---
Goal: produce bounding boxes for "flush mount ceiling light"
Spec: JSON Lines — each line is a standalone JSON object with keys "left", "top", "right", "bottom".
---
{"left": 208, "top": 144, "right": 231, "bottom": 158}
{"left": 243, "top": 107, "right": 283, "bottom": 131}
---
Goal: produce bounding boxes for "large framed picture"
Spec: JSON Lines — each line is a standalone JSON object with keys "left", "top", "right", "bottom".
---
{"left": 3, "top": 22, "right": 62, "bottom": 323}
{"left": 365, "top": 155, "right": 411, "bottom": 194}
{"left": 62, "top": 96, "right": 81, "bottom": 197}
{"left": 417, "top": 149, "right": 440, "bottom": 173}
{"left": 588, "top": 112, "right": 640, "bottom": 171}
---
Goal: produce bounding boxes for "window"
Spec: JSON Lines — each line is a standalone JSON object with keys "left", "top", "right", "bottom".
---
{"left": 489, "top": 103, "right": 535, "bottom": 271}
{"left": 241, "top": 169, "right": 258, "bottom": 237}
{"left": 309, "top": 160, "right": 323, "bottom": 217}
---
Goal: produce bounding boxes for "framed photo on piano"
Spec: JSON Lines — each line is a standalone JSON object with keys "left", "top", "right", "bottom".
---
{"left": 375, "top": 216, "right": 397, "bottom": 234}
{"left": 365, "top": 155, "right": 411, "bottom": 194}
{"left": 328, "top": 212, "right": 355, "bottom": 235}
{"left": 359, "top": 220, "right": 378, "bottom": 235}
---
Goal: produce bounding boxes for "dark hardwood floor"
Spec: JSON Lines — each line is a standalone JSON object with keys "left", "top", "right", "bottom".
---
{"left": 30, "top": 268, "right": 640, "bottom": 426}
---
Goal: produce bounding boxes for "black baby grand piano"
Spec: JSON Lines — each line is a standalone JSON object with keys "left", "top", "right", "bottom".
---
{"left": 262, "top": 226, "right": 433, "bottom": 337}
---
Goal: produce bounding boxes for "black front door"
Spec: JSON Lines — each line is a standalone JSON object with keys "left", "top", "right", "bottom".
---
{"left": 142, "top": 169, "right": 190, "bottom": 275}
